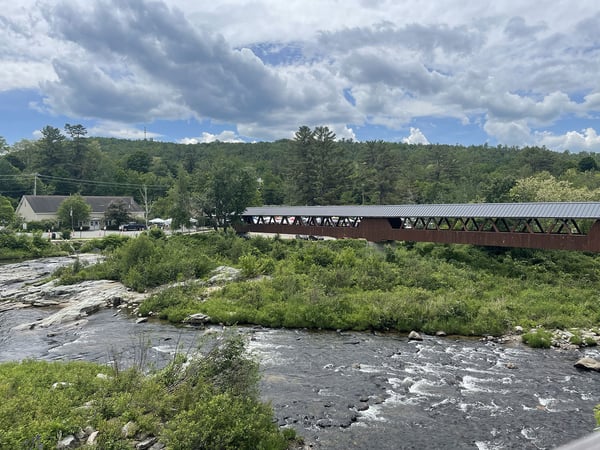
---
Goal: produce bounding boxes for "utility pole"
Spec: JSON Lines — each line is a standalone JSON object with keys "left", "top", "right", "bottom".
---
{"left": 140, "top": 184, "right": 151, "bottom": 226}
{"left": 33, "top": 173, "right": 37, "bottom": 196}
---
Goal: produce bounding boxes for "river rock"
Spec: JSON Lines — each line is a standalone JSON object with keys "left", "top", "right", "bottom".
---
{"left": 86, "top": 431, "right": 99, "bottom": 445}
{"left": 122, "top": 421, "right": 137, "bottom": 438}
{"left": 207, "top": 266, "right": 241, "bottom": 284}
{"left": 356, "top": 402, "right": 369, "bottom": 411}
{"left": 56, "top": 434, "right": 77, "bottom": 449}
{"left": 136, "top": 437, "right": 158, "bottom": 449}
{"left": 408, "top": 330, "right": 423, "bottom": 341}
{"left": 183, "top": 313, "right": 211, "bottom": 325}
{"left": 11, "top": 280, "right": 149, "bottom": 330}
{"left": 574, "top": 357, "right": 600, "bottom": 371}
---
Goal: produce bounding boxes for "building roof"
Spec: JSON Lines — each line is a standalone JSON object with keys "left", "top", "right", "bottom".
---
{"left": 243, "top": 202, "right": 600, "bottom": 219}
{"left": 22, "top": 195, "right": 144, "bottom": 214}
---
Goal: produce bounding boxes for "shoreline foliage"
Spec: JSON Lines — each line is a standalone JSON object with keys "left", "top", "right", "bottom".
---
{"left": 61, "top": 232, "right": 600, "bottom": 337}
{"left": 0, "top": 229, "right": 69, "bottom": 260}
{"left": 0, "top": 332, "right": 293, "bottom": 449}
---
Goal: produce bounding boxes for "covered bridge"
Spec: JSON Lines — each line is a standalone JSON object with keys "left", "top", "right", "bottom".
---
{"left": 236, "top": 202, "right": 600, "bottom": 252}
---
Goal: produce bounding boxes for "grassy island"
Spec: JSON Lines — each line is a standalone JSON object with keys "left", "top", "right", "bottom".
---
{"left": 62, "top": 230, "right": 600, "bottom": 337}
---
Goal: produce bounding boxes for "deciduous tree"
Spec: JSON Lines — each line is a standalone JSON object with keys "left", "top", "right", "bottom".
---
{"left": 198, "top": 160, "right": 259, "bottom": 229}
{"left": 0, "top": 195, "right": 15, "bottom": 226}
{"left": 104, "top": 200, "right": 132, "bottom": 227}
{"left": 57, "top": 195, "right": 91, "bottom": 230}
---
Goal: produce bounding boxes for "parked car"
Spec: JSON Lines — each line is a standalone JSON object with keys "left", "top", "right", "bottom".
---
{"left": 120, "top": 223, "right": 147, "bottom": 231}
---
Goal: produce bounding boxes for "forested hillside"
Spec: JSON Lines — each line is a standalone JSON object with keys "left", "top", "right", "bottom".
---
{"left": 2, "top": 124, "right": 600, "bottom": 227}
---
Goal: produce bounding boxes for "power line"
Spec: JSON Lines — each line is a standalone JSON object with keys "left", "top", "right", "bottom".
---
{"left": 36, "top": 173, "right": 168, "bottom": 190}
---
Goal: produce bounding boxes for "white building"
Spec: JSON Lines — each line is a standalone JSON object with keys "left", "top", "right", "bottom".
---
{"left": 16, "top": 195, "right": 144, "bottom": 230}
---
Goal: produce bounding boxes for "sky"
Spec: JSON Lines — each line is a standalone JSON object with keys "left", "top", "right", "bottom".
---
{"left": 1, "top": 1, "right": 600, "bottom": 152}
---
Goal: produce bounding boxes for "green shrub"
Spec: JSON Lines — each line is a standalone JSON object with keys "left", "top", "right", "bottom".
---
{"left": 23, "top": 219, "right": 58, "bottom": 232}
{"left": 569, "top": 332, "right": 583, "bottom": 346}
{"left": 522, "top": 329, "right": 553, "bottom": 348}
{"left": 0, "top": 334, "right": 290, "bottom": 450}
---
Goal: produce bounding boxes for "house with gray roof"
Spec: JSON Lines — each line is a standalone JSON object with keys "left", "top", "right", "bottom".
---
{"left": 16, "top": 195, "right": 144, "bottom": 230}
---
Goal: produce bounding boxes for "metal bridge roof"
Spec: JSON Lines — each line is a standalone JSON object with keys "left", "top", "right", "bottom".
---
{"left": 243, "top": 202, "right": 600, "bottom": 219}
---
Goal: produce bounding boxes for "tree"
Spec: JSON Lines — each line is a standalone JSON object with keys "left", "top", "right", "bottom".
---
{"left": 578, "top": 156, "right": 598, "bottom": 172}
{"left": 363, "top": 140, "right": 399, "bottom": 204}
{"left": 126, "top": 151, "right": 152, "bottom": 173}
{"left": 104, "top": 200, "right": 132, "bottom": 227}
{"left": 0, "top": 195, "right": 15, "bottom": 226}
{"left": 509, "top": 172, "right": 598, "bottom": 202}
{"left": 168, "top": 169, "right": 192, "bottom": 230}
{"left": 0, "top": 137, "right": 8, "bottom": 155}
{"left": 64, "top": 123, "right": 88, "bottom": 179}
{"left": 57, "top": 195, "right": 91, "bottom": 230}
{"left": 289, "top": 125, "right": 315, "bottom": 204}
{"left": 37, "top": 126, "right": 66, "bottom": 169}
{"left": 481, "top": 176, "right": 516, "bottom": 203}
{"left": 0, "top": 159, "right": 26, "bottom": 198}
{"left": 289, "top": 125, "right": 349, "bottom": 205}
{"left": 199, "top": 160, "right": 259, "bottom": 229}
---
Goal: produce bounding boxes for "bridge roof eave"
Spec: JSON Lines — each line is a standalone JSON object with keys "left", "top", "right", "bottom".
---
{"left": 243, "top": 202, "right": 600, "bottom": 220}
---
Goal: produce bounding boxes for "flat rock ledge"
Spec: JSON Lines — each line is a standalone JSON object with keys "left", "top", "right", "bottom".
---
{"left": 11, "top": 280, "right": 148, "bottom": 331}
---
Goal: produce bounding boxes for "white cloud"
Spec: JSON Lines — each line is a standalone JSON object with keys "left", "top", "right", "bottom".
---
{"left": 2, "top": 0, "right": 600, "bottom": 147}
{"left": 180, "top": 131, "right": 244, "bottom": 144}
{"left": 483, "top": 118, "right": 532, "bottom": 147}
{"left": 402, "top": 127, "right": 429, "bottom": 145}
{"left": 87, "top": 121, "right": 162, "bottom": 141}
{"left": 535, "top": 128, "right": 600, "bottom": 152}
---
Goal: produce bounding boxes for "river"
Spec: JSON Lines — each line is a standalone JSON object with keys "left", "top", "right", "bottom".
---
{"left": 1, "top": 258, "right": 600, "bottom": 449}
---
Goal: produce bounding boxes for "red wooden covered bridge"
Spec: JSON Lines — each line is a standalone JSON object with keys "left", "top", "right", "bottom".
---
{"left": 235, "top": 202, "right": 600, "bottom": 252}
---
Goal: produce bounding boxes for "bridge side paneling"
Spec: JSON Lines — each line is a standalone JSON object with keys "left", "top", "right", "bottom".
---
{"left": 236, "top": 218, "right": 600, "bottom": 252}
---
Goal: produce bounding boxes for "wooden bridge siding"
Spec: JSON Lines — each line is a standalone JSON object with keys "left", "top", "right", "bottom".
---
{"left": 236, "top": 219, "right": 600, "bottom": 252}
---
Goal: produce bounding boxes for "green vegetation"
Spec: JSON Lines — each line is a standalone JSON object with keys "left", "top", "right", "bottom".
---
{"left": 0, "top": 333, "right": 295, "bottom": 450}
{"left": 57, "top": 194, "right": 92, "bottom": 231}
{"left": 521, "top": 329, "right": 554, "bottom": 348}
{"left": 0, "top": 229, "right": 69, "bottom": 260}
{"left": 61, "top": 232, "right": 600, "bottom": 337}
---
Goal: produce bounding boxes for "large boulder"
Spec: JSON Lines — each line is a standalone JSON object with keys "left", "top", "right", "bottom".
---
{"left": 408, "top": 330, "right": 423, "bottom": 341}
{"left": 574, "top": 357, "right": 600, "bottom": 371}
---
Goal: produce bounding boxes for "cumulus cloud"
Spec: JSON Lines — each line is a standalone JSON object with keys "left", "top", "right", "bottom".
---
{"left": 535, "top": 128, "right": 600, "bottom": 152}
{"left": 87, "top": 121, "right": 162, "bottom": 141}
{"left": 483, "top": 118, "right": 533, "bottom": 147}
{"left": 402, "top": 127, "right": 430, "bottom": 145}
{"left": 180, "top": 131, "right": 244, "bottom": 144}
{"left": 2, "top": 0, "right": 600, "bottom": 149}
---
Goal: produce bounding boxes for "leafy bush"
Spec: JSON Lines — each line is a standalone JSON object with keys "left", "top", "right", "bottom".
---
{"left": 0, "top": 333, "right": 290, "bottom": 450}
{"left": 23, "top": 219, "right": 58, "bottom": 232}
{"left": 0, "top": 229, "right": 67, "bottom": 260}
{"left": 521, "top": 329, "right": 553, "bottom": 348}
{"left": 79, "top": 234, "right": 130, "bottom": 253}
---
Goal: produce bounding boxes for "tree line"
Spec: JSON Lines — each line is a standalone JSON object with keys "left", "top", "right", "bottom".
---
{"left": 2, "top": 124, "right": 600, "bottom": 229}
